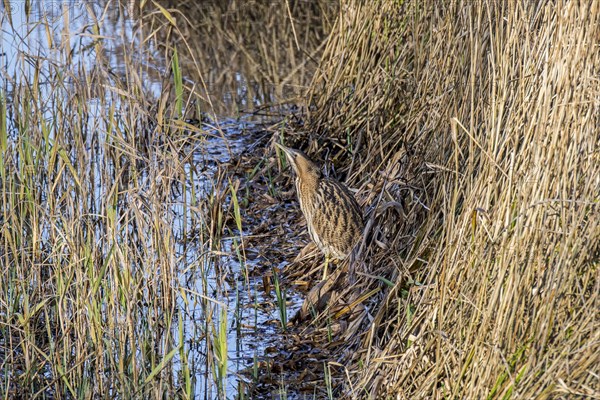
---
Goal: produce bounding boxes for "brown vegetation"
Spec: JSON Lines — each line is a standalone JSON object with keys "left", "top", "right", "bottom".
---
{"left": 0, "top": 0, "right": 336, "bottom": 398}
{"left": 152, "top": 0, "right": 336, "bottom": 116}
{"left": 1, "top": 0, "right": 598, "bottom": 398}
{"left": 295, "top": 0, "right": 599, "bottom": 398}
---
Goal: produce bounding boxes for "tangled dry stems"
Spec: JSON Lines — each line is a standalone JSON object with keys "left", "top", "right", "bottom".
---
{"left": 298, "top": 1, "right": 599, "bottom": 398}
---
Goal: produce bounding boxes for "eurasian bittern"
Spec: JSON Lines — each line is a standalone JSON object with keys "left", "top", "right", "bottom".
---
{"left": 275, "top": 143, "right": 363, "bottom": 279}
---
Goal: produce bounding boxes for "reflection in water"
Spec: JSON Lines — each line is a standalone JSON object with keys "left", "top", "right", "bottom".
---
{"left": 0, "top": 0, "right": 334, "bottom": 398}
{"left": 144, "top": 0, "right": 337, "bottom": 116}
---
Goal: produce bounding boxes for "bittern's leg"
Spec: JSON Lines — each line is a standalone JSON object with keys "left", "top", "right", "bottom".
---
{"left": 322, "top": 253, "right": 330, "bottom": 280}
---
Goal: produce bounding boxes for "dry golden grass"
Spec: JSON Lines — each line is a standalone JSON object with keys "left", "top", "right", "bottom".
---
{"left": 150, "top": 0, "right": 336, "bottom": 116}
{"left": 300, "top": 1, "right": 599, "bottom": 398}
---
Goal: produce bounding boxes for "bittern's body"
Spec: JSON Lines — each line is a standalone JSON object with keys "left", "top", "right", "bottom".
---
{"left": 275, "top": 143, "right": 363, "bottom": 278}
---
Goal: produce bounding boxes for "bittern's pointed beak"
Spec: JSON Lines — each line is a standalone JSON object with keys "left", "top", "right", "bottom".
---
{"left": 275, "top": 142, "right": 301, "bottom": 176}
{"left": 275, "top": 142, "right": 295, "bottom": 162}
{"left": 274, "top": 142, "right": 289, "bottom": 153}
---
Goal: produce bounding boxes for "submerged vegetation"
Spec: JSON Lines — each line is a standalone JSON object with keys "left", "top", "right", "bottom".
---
{"left": 1, "top": 0, "right": 598, "bottom": 399}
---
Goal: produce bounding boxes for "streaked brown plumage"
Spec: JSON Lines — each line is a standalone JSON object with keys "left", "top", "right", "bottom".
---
{"left": 275, "top": 143, "right": 363, "bottom": 278}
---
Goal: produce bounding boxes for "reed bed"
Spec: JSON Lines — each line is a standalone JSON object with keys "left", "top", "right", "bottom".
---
{"left": 0, "top": 0, "right": 338, "bottom": 397}
{"left": 2, "top": 0, "right": 598, "bottom": 398}
{"left": 293, "top": 0, "right": 599, "bottom": 398}
{"left": 0, "top": 3, "right": 210, "bottom": 397}
{"left": 152, "top": 0, "right": 337, "bottom": 117}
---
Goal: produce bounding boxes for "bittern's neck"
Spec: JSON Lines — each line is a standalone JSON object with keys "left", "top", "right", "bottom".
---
{"left": 295, "top": 170, "right": 320, "bottom": 196}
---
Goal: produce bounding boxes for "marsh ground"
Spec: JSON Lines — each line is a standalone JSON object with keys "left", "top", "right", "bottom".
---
{"left": 1, "top": 1, "right": 598, "bottom": 399}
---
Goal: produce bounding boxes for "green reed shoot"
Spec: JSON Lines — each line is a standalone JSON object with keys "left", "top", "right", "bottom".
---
{"left": 172, "top": 46, "right": 183, "bottom": 118}
{"left": 179, "top": 314, "right": 192, "bottom": 398}
{"left": 324, "top": 362, "right": 334, "bottom": 399}
{"left": 277, "top": 379, "right": 289, "bottom": 400}
{"left": 252, "top": 351, "right": 259, "bottom": 381}
{"left": 229, "top": 179, "right": 244, "bottom": 235}
{"left": 211, "top": 306, "right": 228, "bottom": 399}
{"left": 229, "top": 179, "right": 248, "bottom": 285}
{"left": 272, "top": 268, "right": 287, "bottom": 331}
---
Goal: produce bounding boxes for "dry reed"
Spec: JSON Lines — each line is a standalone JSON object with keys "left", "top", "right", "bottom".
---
{"left": 151, "top": 0, "right": 336, "bottom": 117}
{"left": 299, "top": 0, "right": 600, "bottom": 398}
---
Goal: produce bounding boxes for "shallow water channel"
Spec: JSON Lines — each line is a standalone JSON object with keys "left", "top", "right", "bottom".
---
{"left": 1, "top": 1, "right": 333, "bottom": 398}
{"left": 174, "top": 127, "right": 304, "bottom": 398}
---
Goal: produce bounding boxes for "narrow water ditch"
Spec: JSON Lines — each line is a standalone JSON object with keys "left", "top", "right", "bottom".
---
{"left": 175, "top": 122, "right": 307, "bottom": 398}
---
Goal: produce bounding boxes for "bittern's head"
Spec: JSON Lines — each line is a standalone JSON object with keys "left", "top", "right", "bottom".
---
{"left": 275, "top": 143, "right": 321, "bottom": 180}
